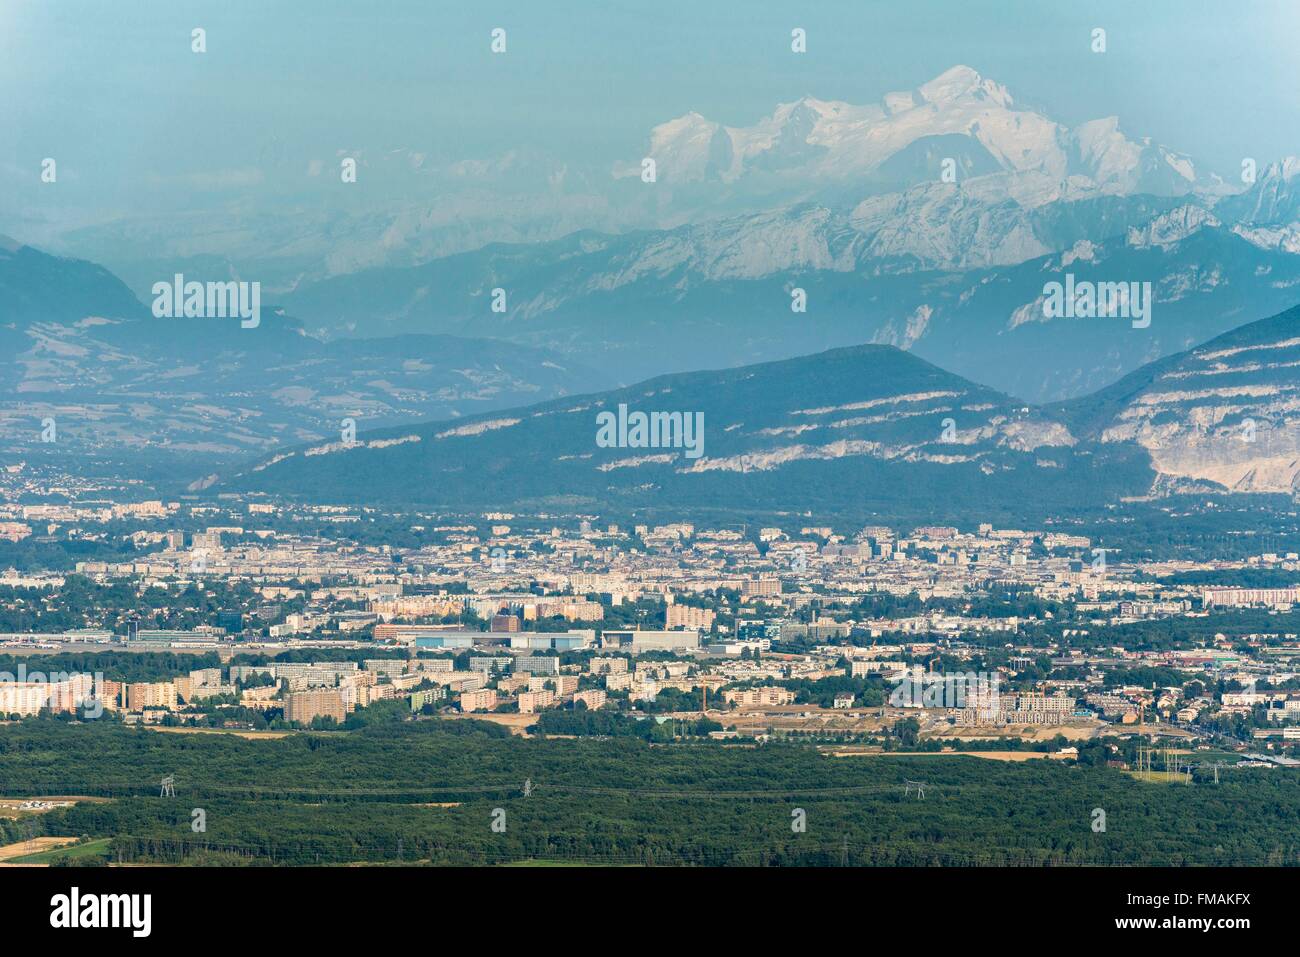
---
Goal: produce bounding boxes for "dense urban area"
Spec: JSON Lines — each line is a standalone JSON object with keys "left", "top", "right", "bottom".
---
{"left": 2, "top": 457, "right": 1299, "bottom": 867}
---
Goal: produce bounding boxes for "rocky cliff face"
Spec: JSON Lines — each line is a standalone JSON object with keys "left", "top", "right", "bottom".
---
{"left": 1071, "top": 307, "right": 1300, "bottom": 495}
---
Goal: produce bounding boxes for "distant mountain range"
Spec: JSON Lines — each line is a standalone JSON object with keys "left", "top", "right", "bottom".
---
{"left": 279, "top": 189, "right": 1300, "bottom": 402}
{"left": 5, "top": 64, "right": 1300, "bottom": 479}
{"left": 0, "top": 243, "right": 606, "bottom": 469}
{"left": 20, "top": 66, "right": 1279, "bottom": 300}
{"left": 18, "top": 65, "right": 1187, "bottom": 292}
{"left": 253, "top": 67, "right": 1297, "bottom": 403}
{"left": 221, "top": 304, "right": 1300, "bottom": 523}
{"left": 0, "top": 236, "right": 146, "bottom": 326}
{"left": 617, "top": 65, "right": 1208, "bottom": 210}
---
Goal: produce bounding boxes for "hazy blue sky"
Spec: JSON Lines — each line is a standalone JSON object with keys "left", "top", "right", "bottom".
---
{"left": 3, "top": 0, "right": 1298, "bottom": 230}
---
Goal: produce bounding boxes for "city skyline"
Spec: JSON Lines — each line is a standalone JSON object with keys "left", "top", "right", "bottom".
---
{"left": 0, "top": 0, "right": 1293, "bottom": 931}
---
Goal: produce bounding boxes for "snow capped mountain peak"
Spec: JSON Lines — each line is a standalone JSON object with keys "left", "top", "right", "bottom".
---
{"left": 1069, "top": 116, "right": 1199, "bottom": 195}
{"left": 640, "top": 65, "right": 1050, "bottom": 188}
{"left": 644, "top": 112, "right": 733, "bottom": 181}
{"left": 918, "top": 65, "right": 1012, "bottom": 108}
{"left": 652, "top": 111, "right": 719, "bottom": 140}
{"left": 1215, "top": 155, "right": 1300, "bottom": 227}
{"left": 633, "top": 63, "right": 1202, "bottom": 204}
{"left": 780, "top": 95, "right": 840, "bottom": 117}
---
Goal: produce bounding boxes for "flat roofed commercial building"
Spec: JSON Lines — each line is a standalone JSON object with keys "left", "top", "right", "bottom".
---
{"left": 509, "top": 631, "right": 595, "bottom": 652}
{"left": 459, "top": 688, "right": 497, "bottom": 712}
{"left": 723, "top": 687, "right": 795, "bottom": 707}
{"left": 1203, "top": 587, "right": 1300, "bottom": 608}
{"left": 739, "top": 577, "right": 780, "bottom": 598}
{"left": 666, "top": 605, "right": 715, "bottom": 630}
{"left": 0, "top": 683, "right": 55, "bottom": 716}
{"left": 283, "top": 689, "right": 347, "bottom": 725}
{"left": 515, "top": 656, "right": 560, "bottom": 675}
{"left": 518, "top": 689, "right": 556, "bottom": 713}
{"left": 127, "top": 680, "right": 178, "bottom": 712}
{"left": 573, "top": 689, "right": 607, "bottom": 710}
{"left": 414, "top": 634, "right": 476, "bottom": 650}
{"left": 602, "top": 629, "right": 700, "bottom": 653}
